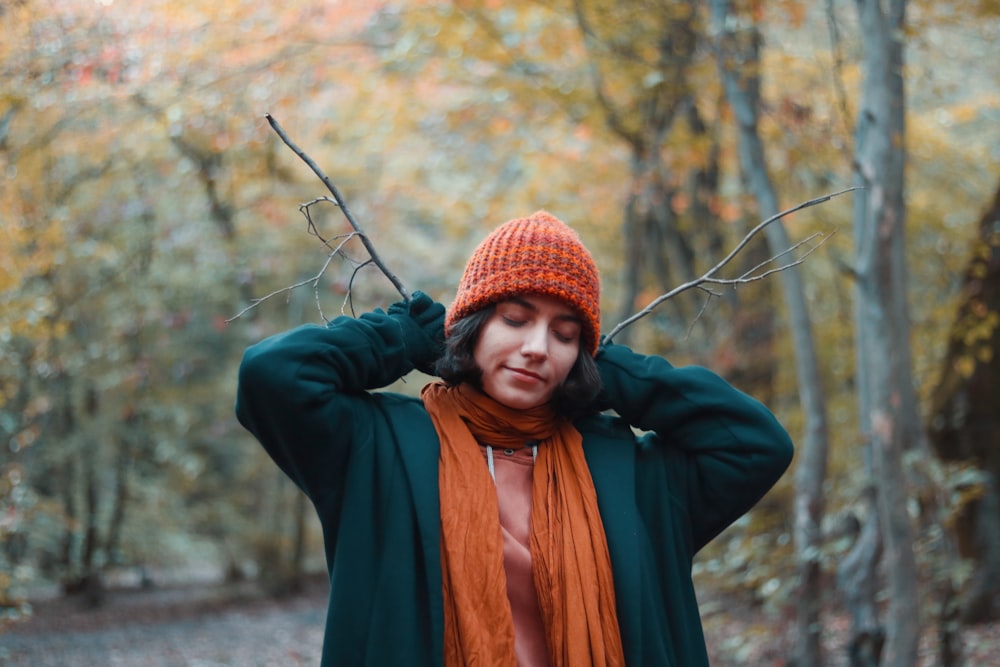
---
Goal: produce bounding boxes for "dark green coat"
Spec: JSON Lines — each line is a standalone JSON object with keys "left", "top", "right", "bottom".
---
{"left": 235, "top": 300, "right": 793, "bottom": 667}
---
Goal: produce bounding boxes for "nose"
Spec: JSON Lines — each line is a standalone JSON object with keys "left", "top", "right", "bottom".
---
{"left": 520, "top": 323, "right": 549, "bottom": 358}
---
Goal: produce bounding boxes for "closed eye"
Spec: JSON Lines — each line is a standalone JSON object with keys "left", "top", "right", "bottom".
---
{"left": 553, "top": 329, "right": 578, "bottom": 343}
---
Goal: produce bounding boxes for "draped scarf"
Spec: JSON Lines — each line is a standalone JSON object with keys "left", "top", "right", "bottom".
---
{"left": 421, "top": 382, "right": 625, "bottom": 667}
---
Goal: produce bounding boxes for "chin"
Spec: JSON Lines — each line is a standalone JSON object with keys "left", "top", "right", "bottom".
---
{"left": 481, "top": 379, "right": 552, "bottom": 411}
{"left": 495, "top": 393, "right": 547, "bottom": 411}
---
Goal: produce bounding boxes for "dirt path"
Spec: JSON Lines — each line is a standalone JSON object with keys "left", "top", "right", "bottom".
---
{"left": 1, "top": 582, "right": 328, "bottom": 667}
{"left": 4, "top": 581, "right": 999, "bottom": 666}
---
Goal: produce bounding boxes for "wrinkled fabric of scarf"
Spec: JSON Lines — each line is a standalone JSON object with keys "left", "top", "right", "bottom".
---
{"left": 421, "top": 382, "right": 625, "bottom": 667}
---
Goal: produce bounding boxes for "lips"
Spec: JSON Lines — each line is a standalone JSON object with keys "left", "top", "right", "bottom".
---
{"left": 508, "top": 367, "right": 544, "bottom": 382}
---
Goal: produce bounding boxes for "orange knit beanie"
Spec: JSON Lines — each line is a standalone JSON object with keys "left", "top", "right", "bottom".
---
{"left": 445, "top": 211, "right": 601, "bottom": 356}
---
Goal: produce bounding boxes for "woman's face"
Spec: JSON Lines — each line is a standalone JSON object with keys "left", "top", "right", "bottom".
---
{"left": 473, "top": 294, "right": 582, "bottom": 410}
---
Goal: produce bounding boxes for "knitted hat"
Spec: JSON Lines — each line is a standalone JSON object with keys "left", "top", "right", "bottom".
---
{"left": 446, "top": 211, "right": 601, "bottom": 356}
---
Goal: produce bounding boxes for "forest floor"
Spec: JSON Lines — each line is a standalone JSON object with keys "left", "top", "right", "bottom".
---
{"left": 2, "top": 576, "right": 999, "bottom": 666}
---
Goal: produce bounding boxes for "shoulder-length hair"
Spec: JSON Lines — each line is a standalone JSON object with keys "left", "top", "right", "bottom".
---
{"left": 434, "top": 305, "right": 603, "bottom": 419}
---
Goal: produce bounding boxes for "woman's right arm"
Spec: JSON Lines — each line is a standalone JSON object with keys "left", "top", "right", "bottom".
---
{"left": 234, "top": 292, "right": 445, "bottom": 499}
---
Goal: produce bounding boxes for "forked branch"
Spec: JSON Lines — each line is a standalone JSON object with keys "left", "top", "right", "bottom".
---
{"left": 226, "top": 231, "right": 362, "bottom": 323}
{"left": 265, "top": 114, "right": 409, "bottom": 303}
{"left": 602, "top": 187, "right": 857, "bottom": 343}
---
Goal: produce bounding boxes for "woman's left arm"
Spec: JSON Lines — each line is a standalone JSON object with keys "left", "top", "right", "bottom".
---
{"left": 595, "top": 341, "right": 794, "bottom": 549}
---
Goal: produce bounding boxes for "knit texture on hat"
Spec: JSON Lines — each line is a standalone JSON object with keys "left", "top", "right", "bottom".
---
{"left": 446, "top": 211, "right": 601, "bottom": 356}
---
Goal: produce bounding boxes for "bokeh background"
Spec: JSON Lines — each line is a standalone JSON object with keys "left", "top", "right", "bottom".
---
{"left": 2, "top": 1, "right": 999, "bottom": 664}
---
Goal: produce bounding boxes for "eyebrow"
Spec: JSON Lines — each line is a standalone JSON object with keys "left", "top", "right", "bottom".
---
{"left": 505, "top": 296, "right": 582, "bottom": 324}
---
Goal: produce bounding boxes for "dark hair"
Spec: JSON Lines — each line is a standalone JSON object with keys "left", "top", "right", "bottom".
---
{"left": 435, "top": 305, "right": 603, "bottom": 420}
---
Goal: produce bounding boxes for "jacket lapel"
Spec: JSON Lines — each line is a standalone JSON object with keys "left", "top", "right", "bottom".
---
{"left": 582, "top": 430, "right": 643, "bottom": 662}
{"left": 392, "top": 400, "right": 445, "bottom": 666}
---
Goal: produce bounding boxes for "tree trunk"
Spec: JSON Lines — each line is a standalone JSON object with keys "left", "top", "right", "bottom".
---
{"left": 617, "top": 193, "right": 643, "bottom": 347}
{"left": 104, "top": 429, "right": 132, "bottom": 565}
{"left": 709, "top": 3, "right": 832, "bottom": 663}
{"left": 615, "top": 146, "right": 700, "bottom": 343}
{"left": 836, "top": 500, "right": 884, "bottom": 667}
{"left": 850, "top": 1, "right": 920, "bottom": 664}
{"left": 52, "top": 375, "right": 78, "bottom": 579}
{"left": 59, "top": 453, "right": 77, "bottom": 576}
{"left": 927, "top": 178, "right": 1000, "bottom": 625}
{"left": 79, "top": 383, "right": 106, "bottom": 608}
{"left": 105, "top": 320, "right": 150, "bottom": 566}
{"left": 570, "top": 0, "right": 703, "bottom": 347}
{"left": 960, "top": 472, "right": 1000, "bottom": 622}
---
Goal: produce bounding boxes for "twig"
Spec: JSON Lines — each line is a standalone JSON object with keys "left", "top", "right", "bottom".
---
{"left": 298, "top": 199, "right": 378, "bottom": 318}
{"left": 603, "top": 187, "right": 857, "bottom": 343}
{"left": 226, "top": 233, "right": 361, "bottom": 323}
{"left": 265, "top": 113, "right": 409, "bottom": 303}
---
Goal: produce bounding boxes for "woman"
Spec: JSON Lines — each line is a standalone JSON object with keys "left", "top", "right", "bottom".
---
{"left": 235, "top": 211, "right": 794, "bottom": 667}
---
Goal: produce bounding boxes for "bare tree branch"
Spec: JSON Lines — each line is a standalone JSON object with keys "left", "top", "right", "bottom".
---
{"left": 603, "top": 187, "right": 857, "bottom": 343}
{"left": 669, "top": 232, "right": 834, "bottom": 343}
{"left": 298, "top": 198, "right": 381, "bottom": 318}
{"left": 265, "top": 113, "right": 409, "bottom": 303}
{"left": 723, "top": 231, "right": 832, "bottom": 284}
{"left": 226, "top": 232, "right": 362, "bottom": 323}
{"left": 228, "top": 116, "right": 411, "bottom": 322}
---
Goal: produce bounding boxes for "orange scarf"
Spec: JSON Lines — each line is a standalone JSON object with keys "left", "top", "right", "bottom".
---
{"left": 421, "top": 382, "right": 625, "bottom": 667}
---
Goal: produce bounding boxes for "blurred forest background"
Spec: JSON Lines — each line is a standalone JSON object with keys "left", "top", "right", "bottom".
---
{"left": 2, "top": 0, "right": 999, "bottom": 665}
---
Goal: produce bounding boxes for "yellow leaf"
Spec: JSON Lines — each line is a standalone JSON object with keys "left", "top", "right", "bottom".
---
{"left": 954, "top": 355, "right": 976, "bottom": 379}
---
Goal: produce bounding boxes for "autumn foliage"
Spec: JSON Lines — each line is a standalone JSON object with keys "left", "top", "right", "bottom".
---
{"left": 1, "top": 0, "right": 998, "bottom": 662}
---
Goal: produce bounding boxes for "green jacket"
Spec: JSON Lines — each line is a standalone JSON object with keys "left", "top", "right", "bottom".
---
{"left": 235, "top": 298, "right": 793, "bottom": 667}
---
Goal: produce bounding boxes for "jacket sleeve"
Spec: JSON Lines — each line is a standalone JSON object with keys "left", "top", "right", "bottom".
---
{"left": 595, "top": 340, "right": 794, "bottom": 550}
{"left": 234, "top": 292, "right": 445, "bottom": 501}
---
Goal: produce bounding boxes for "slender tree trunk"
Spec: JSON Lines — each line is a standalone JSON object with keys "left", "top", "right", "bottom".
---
{"left": 105, "top": 320, "right": 150, "bottom": 566}
{"left": 59, "top": 453, "right": 77, "bottom": 575}
{"left": 616, "top": 168, "right": 644, "bottom": 346}
{"left": 105, "top": 429, "right": 132, "bottom": 564}
{"left": 53, "top": 375, "right": 79, "bottom": 580}
{"left": 81, "top": 448, "right": 98, "bottom": 574}
{"left": 80, "top": 443, "right": 105, "bottom": 608}
{"left": 79, "top": 383, "right": 106, "bottom": 608}
{"left": 616, "top": 148, "right": 697, "bottom": 345}
{"left": 851, "top": 1, "right": 920, "bottom": 664}
{"left": 710, "top": 3, "right": 831, "bottom": 663}
{"left": 836, "top": 498, "right": 884, "bottom": 667}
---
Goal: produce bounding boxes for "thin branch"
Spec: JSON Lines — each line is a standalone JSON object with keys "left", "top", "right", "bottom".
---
{"left": 725, "top": 231, "right": 832, "bottom": 283}
{"left": 299, "top": 197, "right": 361, "bottom": 258}
{"left": 297, "top": 199, "right": 377, "bottom": 318}
{"left": 603, "top": 187, "right": 857, "bottom": 343}
{"left": 676, "top": 233, "right": 830, "bottom": 337}
{"left": 265, "top": 113, "right": 409, "bottom": 303}
{"left": 225, "top": 233, "right": 360, "bottom": 323}
{"left": 342, "top": 258, "right": 375, "bottom": 318}
{"left": 735, "top": 232, "right": 822, "bottom": 280}
{"left": 685, "top": 289, "right": 718, "bottom": 339}
{"left": 825, "top": 0, "right": 855, "bottom": 158}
